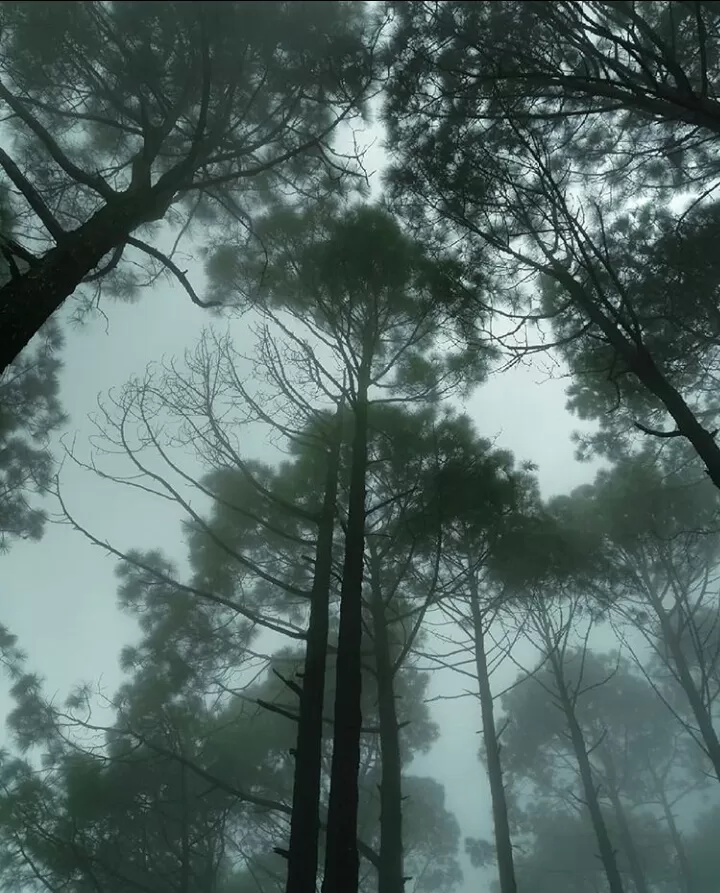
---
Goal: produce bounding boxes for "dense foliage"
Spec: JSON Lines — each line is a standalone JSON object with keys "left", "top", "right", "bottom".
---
{"left": 2, "top": 4, "right": 720, "bottom": 893}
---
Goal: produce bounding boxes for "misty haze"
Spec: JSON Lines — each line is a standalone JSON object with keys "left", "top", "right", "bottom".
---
{"left": 0, "top": 3, "right": 719, "bottom": 893}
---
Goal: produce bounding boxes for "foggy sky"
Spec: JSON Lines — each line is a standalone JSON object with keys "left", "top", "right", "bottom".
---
{"left": 0, "top": 122, "right": 606, "bottom": 893}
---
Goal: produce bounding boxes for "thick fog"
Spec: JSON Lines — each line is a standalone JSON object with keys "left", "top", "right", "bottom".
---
{"left": 1, "top": 5, "right": 719, "bottom": 893}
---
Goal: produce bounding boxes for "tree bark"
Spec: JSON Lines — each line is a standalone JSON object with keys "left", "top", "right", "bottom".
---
{"left": 468, "top": 574, "right": 517, "bottom": 893}
{"left": 548, "top": 652, "right": 626, "bottom": 893}
{"left": 323, "top": 372, "right": 370, "bottom": 893}
{"left": 368, "top": 544, "right": 404, "bottom": 893}
{"left": 286, "top": 413, "right": 343, "bottom": 893}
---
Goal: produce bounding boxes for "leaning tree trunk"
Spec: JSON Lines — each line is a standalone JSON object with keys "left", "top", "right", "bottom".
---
{"left": 323, "top": 369, "right": 370, "bottom": 893}
{"left": 556, "top": 267, "right": 720, "bottom": 493}
{"left": 467, "top": 574, "right": 517, "bottom": 893}
{"left": 0, "top": 179, "right": 179, "bottom": 375}
{"left": 368, "top": 544, "right": 405, "bottom": 893}
{"left": 286, "top": 412, "right": 343, "bottom": 893}
{"left": 549, "top": 652, "right": 626, "bottom": 893}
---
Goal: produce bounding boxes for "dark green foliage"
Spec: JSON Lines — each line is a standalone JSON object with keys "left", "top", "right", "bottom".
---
{"left": 208, "top": 202, "right": 492, "bottom": 401}
{"left": 383, "top": 1, "right": 720, "bottom": 489}
{"left": 0, "top": 321, "right": 64, "bottom": 549}
{"left": 0, "top": 612, "right": 460, "bottom": 893}
{"left": 546, "top": 200, "right": 720, "bottom": 460}
{"left": 185, "top": 462, "right": 317, "bottom": 623}
{"left": 115, "top": 549, "right": 256, "bottom": 704}
{"left": 560, "top": 450, "right": 720, "bottom": 551}
{"left": 385, "top": 1, "right": 720, "bottom": 192}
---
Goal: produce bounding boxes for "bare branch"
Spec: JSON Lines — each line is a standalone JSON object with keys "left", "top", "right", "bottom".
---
{"left": 56, "top": 481, "right": 308, "bottom": 641}
{"left": 126, "top": 237, "right": 222, "bottom": 309}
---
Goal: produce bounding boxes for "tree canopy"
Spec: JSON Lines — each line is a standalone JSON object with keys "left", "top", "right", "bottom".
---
{"left": 0, "top": 0, "right": 379, "bottom": 374}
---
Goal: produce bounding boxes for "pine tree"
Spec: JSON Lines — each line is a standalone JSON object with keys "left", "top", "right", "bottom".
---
{"left": 0, "top": 0, "right": 378, "bottom": 374}
{"left": 383, "top": 1, "right": 720, "bottom": 491}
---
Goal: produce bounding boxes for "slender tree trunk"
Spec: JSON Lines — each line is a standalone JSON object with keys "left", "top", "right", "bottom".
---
{"left": 286, "top": 413, "right": 343, "bottom": 893}
{"left": 468, "top": 575, "right": 517, "bottom": 893}
{"left": 548, "top": 653, "right": 626, "bottom": 893}
{"left": 651, "top": 769, "right": 693, "bottom": 893}
{"left": 668, "top": 667, "right": 720, "bottom": 782}
{"left": 602, "top": 752, "right": 648, "bottom": 893}
{"left": 606, "top": 785, "right": 650, "bottom": 893}
{"left": 368, "top": 544, "right": 404, "bottom": 893}
{"left": 647, "top": 593, "right": 720, "bottom": 781}
{"left": 323, "top": 372, "right": 370, "bottom": 893}
{"left": 0, "top": 186, "right": 176, "bottom": 374}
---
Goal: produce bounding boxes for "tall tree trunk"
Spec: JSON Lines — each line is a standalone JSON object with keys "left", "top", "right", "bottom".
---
{"left": 468, "top": 574, "right": 517, "bottom": 893}
{"left": 286, "top": 412, "right": 343, "bottom": 893}
{"left": 605, "top": 779, "right": 650, "bottom": 893}
{"left": 650, "top": 765, "right": 694, "bottom": 893}
{"left": 548, "top": 653, "right": 626, "bottom": 893}
{"left": 0, "top": 186, "right": 176, "bottom": 374}
{"left": 323, "top": 372, "right": 370, "bottom": 893}
{"left": 368, "top": 544, "right": 404, "bottom": 893}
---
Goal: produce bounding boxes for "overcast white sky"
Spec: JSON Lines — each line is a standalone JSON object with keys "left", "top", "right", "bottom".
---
{"left": 0, "top": 118, "right": 606, "bottom": 893}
